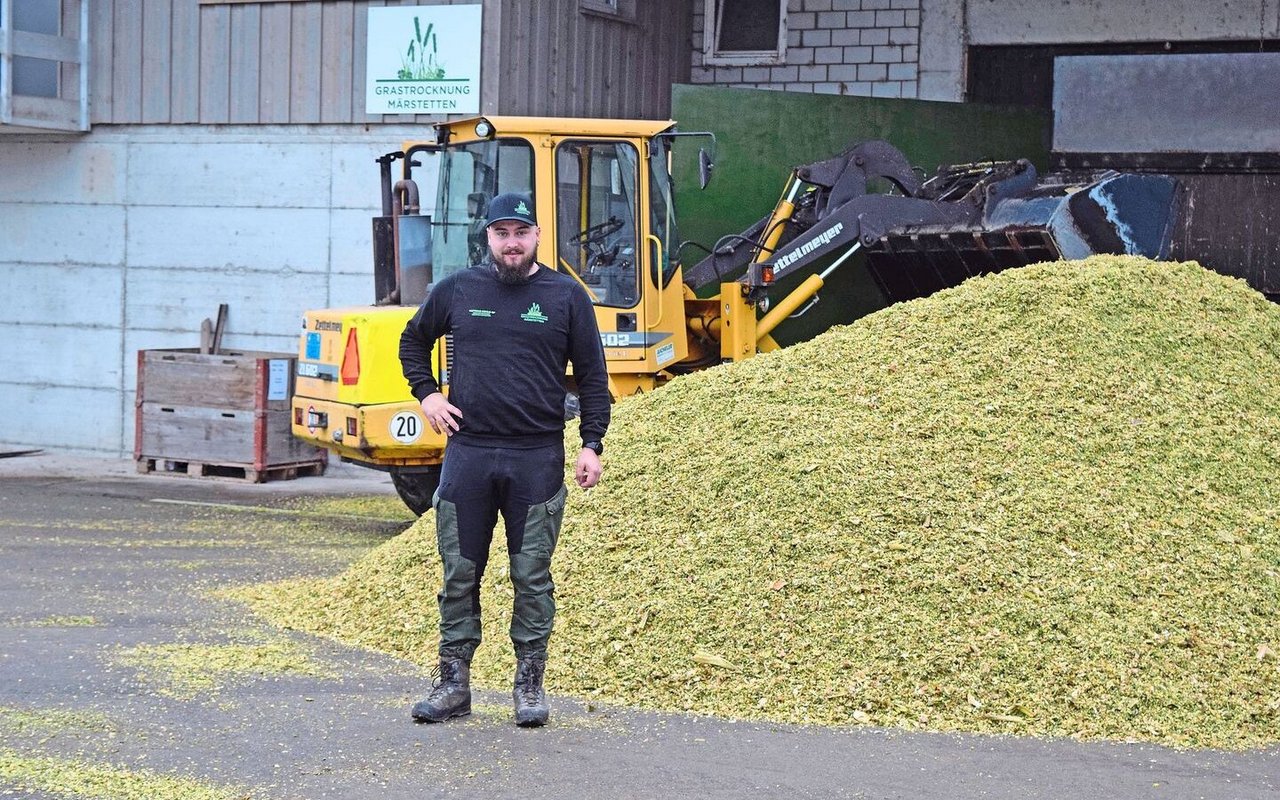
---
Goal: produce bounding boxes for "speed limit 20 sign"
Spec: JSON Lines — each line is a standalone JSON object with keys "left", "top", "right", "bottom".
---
{"left": 389, "top": 411, "right": 423, "bottom": 444}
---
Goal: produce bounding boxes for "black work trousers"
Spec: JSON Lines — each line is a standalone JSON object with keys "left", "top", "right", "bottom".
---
{"left": 432, "top": 439, "right": 567, "bottom": 662}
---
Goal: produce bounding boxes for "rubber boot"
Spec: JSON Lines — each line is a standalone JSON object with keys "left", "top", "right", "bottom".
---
{"left": 411, "top": 657, "right": 471, "bottom": 723}
{"left": 512, "top": 655, "right": 549, "bottom": 727}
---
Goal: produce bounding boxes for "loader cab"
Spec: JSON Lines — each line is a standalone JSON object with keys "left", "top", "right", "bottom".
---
{"left": 382, "top": 116, "right": 692, "bottom": 395}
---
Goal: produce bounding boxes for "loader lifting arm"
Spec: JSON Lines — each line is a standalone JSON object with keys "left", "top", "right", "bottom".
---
{"left": 684, "top": 140, "right": 937, "bottom": 295}
{"left": 684, "top": 140, "right": 1180, "bottom": 341}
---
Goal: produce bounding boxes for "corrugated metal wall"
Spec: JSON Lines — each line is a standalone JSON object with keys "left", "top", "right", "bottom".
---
{"left": 491, "top": 0, "right": 691, "bottom": 118}
{"left": 88, "top": 0, "right": 690, "bottom": 125}
{"left": 1172, "top": 174, "right": 1279, "bottom": 298}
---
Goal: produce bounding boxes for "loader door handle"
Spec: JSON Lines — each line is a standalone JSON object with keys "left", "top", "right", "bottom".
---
{"left": 646, "top": 234, "right": 665, "bottom": 327}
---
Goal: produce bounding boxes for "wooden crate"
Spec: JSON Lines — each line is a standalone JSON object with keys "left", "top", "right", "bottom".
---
{"left": 134, "top": 348, "right": 327, "bottom": 482}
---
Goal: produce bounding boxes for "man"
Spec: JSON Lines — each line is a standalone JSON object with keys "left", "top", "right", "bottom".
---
{"left": 398, "top": 191, "right": 610, "bottom": 727}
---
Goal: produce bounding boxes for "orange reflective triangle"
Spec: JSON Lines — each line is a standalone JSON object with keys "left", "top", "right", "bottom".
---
{"left": 340, "top": 328, "right": 360, "bottom": 385}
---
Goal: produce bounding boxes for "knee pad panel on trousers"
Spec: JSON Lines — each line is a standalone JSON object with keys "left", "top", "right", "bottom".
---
{"left": 433, "top": 491, "right": 459, "bottom": 560}
{"left": 434, "top": 495, "right": 484, "bottom": 659}
{"left": 435, "top": 495, "right": 484, "bottom": 586}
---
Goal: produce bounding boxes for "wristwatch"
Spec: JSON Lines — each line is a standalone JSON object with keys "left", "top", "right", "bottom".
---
{"left": 582, "top": 440, "right": 604, "bottom": 456}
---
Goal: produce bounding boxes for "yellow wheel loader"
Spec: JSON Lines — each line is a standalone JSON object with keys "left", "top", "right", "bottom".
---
{"left": 291, "top": 116, "right": 1179, "bottom": 513}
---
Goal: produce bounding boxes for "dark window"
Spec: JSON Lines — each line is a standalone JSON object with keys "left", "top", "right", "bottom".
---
{"left": 705, "top": 0, "right": 785, "bottom": 63}
{"left": 968, "top": 40, "right": 1280, "bottom": 111}
{"left": 718, "top": 0, "right": 780, "bottom": 51}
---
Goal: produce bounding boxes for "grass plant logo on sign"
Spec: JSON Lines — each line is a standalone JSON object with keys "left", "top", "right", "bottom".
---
{"left": 366, "top": 5, "right": 482, "bottom": 115}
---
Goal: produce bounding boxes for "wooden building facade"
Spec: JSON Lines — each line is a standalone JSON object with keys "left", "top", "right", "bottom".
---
{"left": 85, "top": 0, "right": 691, "bottom": 126}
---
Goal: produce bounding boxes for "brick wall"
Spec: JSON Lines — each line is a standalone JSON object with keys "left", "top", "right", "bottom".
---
{"left": 691, "top": 0, "right": 920, "bottom": 98}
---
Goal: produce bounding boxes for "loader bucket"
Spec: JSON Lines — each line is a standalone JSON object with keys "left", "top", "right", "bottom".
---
{"left": 864, "top": 173, "right": 1180, "bottom": 304}
{"left": 865, "top": 228, "right": 1060, "bottom": 305}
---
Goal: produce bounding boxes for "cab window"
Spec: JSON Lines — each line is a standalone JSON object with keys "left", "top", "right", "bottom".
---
{"left": 555, "top": 141, "right": 641, "bottom": 308}
{"left": 433, "top": 139, "right": 535, "bottom": 281}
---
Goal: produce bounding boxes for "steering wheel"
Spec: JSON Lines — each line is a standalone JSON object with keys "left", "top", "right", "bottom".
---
{"left": 588, "top": 243, "right": 621, "bottom": 270}
{"left": 570, "top": 216, "right": 624, "bottom": 247}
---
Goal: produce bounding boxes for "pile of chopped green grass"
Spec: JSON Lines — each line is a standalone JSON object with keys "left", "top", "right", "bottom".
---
{"left": 231, "top": 257, "right": 1280, "bottom": 750}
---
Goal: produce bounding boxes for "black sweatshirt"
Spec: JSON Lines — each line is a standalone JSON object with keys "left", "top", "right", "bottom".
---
{"left": 399, "top": 262, "right": 610, "bottom": 449}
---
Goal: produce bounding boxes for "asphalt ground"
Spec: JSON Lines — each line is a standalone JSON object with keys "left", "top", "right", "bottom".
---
{"left": 0, "top": 452, "right": 1276, "bottom": 799}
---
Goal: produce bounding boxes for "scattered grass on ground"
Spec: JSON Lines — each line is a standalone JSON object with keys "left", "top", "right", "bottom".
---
{"left": 280, "top": 494, "right": 415, "bottom": 522}
{"left": 0, "top": 749, "right": 249, "bottom": 800}
{"left": 0, "top": 707, "right": 116, "bottom": 738}
{"left": 19, "top": 615, "right": 101, "bottom": 628}
{"left": 114, "top": 636, "right": 337, "bottom": 700}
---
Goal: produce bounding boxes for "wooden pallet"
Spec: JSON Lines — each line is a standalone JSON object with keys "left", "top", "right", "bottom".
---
{"left": 136, "top": 457, "right": 326, "bottom": 484}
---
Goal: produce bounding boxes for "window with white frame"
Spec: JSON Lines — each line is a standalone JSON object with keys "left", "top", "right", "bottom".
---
{"left": 703, "top": 0, "right": 786, "bottom": 65}
{"left": 6, "top": 0, "right": 60, "bottom": 98}
{"left": 0, "top": 0, "right": 90, "bottom": 131}
{"left": 581, "top": 0, "right": 636, "bottom": 22}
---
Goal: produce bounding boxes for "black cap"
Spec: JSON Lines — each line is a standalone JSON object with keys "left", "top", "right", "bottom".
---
{"left": 485, "top": 192, "right": 537, "bottom": 227}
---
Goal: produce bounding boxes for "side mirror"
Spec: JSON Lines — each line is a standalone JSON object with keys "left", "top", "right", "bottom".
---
{"left": 698, "top": 148, "right": 715, "bottom": 190}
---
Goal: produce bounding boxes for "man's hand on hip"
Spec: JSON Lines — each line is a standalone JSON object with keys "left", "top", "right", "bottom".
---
{"left": 420, "top": 392, "right": 462, "bottom": 436}
{"left": 575, "top": 448, "right": 602, "bottom": 489}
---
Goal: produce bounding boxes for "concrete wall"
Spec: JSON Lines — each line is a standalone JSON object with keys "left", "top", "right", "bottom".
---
{"left": 1054, "top": 53, "right": 1280, "bottom": 153}
{"left": 0, "top": 125, "right": 428, "bottom": 456}
{"left": 918, "top": 0, "right": 1280, "bottom": 101}
{"left": 964, "top": 0, "right": 1280, "bottom": 45}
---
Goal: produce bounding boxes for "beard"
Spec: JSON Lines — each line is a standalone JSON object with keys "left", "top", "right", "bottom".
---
{"left": 491, "top": 246, "right": 537, "bottom": 284}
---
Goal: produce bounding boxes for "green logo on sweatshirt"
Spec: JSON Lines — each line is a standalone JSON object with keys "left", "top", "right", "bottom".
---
{"left": 520, "top": 303, "right": 548, "bottom": 323}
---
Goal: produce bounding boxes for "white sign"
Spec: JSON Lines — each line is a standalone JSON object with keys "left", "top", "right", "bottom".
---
{"left": 267, "top": 359, "right": 289, "bottom": 401}
{"left": 389, "top": 411, "right": 423, "bottom": 444}
{"left": 366, "top": 5, "right": 483, "bottom": 115}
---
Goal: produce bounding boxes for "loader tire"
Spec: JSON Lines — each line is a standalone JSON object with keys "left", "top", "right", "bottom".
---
{"left": 390, "top": 466, "right": 442, "bottom": 516}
